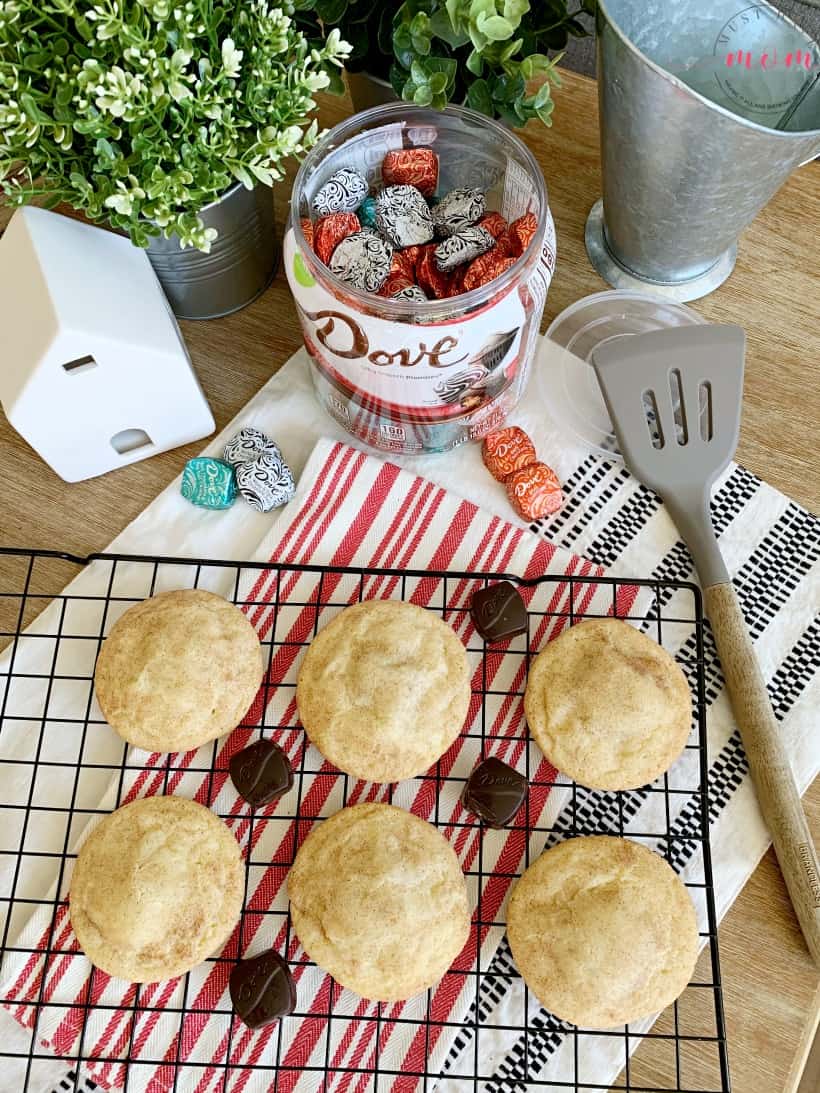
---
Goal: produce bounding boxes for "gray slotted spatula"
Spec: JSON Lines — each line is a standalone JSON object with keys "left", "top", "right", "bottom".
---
{"left": 592, "top": 323, "right": 820, "bottom": 966}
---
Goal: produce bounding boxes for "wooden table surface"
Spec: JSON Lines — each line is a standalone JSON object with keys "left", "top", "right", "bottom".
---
{"left": 1, "top": 69, "right": 818, "bottom": 1093}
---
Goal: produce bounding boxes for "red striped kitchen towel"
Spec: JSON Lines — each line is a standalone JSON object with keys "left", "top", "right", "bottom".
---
{"left": 2, "top": 438, "right": 641, "bottom": 1093}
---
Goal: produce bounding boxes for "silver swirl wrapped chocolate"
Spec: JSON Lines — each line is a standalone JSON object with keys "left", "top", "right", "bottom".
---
{"left": 391, "top": 285, "right": 428, "bottom": 303}
{"left": 223, "top": 427, "right": 280, "bottom": 467}
{"left": 434, "top": 225, "right": 494, "bottom": 271}
{"left": 431, "top": 188, "right": 486, "bottom": 237}
{"left": 235, "top": 450, "right": 296, "bottom": 513}
{"left": 329, "top": 230, "right": 393, "bottom": 292}
{"left": 374, "top": 184, "right": 435, "bottom": 248}
{"left": 311, "top": 167, "right": 369, "bottom": 216}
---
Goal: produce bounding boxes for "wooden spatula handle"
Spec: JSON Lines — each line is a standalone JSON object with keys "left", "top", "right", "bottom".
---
{"left": 705, "top": 581, "right": 820, "bottom": 965}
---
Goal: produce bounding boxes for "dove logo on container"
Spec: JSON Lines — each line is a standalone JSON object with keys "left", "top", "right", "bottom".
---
{"left": 285, "top": 218, "right": 550, "bottom": 454}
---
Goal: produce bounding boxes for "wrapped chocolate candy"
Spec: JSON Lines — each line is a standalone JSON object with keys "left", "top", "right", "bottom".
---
{"left": 478, "top": 212, "right": 508, "bottom": 240}
{"left": 416, "top": 244, "right": 454, "bottom": 299}
{"left": 482, "top": 427, "right": 537, "bottom": 481}
{"left": 392, "top": 284, "right": 428, "bottom": 302}
{"left": 508, "top": 211, "right": 538, "bottom": 257}
{"left": 505, "top": 461, "right": 564, "bottom": 521}
{"left": 493, "top": 233, "right": 515, "bottom": 258}
{"left": 463, "top": 251, "right": 515, "bottom": 293}
{"left": 313, "top": 212, "right": 360, "bottom": 267}
{"left": 434, "top": 225, "right": 494, "bottom": 271}
{"left": 375, "top": 184, "right": 434, "bottom": 248}
{"left": 180, "top": 457, "right": 236, "bottom": 510}
{"left": 377, "top": 273, "right": 413, "bottom": 298}
{"left": 311, "top": 167, "right": 368, "bottom": 216}
{"left": 235, "top": 450, "right": 296, "bottom": 513}
{"left": 329, "top": 230, "right": 393, "bottom": 292}
{"left": 450, "top": 266, "right": 467, "bottom": 296}
{"left": 399, "top": 244, "right": 424, "bottom": 275}
{"left": 359, "top": 195, "right": 377, "bottom": 228}
{"left": 382, "top": 148, "right": 439, "bottom": 197}
{"left": 432, "top": 188, "right": 486, "bottom": 237}
{"left": 223, "top": 427, "right": 280, "bottom": 467}
{"left": 389, "top": 249, "right": 417, "bottom": 283}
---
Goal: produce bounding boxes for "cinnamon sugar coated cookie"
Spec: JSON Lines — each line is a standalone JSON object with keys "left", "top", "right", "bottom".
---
{"left": 524, "top": 618, "right": 691, "bottom": 790}
{"left": 288, "top": 803, "right": 470, "bottom": 1000}
{"left": 94, "top": 589, "right": 264, "bottom": 753}
{"left": 296, "top": 600, "right": 471, "bottom": 782}
{"left": 507, "top": 836, "right": 699, "bottom": 1027}
{"left": 70, "top": 797, "right": 244, "bottom": 982}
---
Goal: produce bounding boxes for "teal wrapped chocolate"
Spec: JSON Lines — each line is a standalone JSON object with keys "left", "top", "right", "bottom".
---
{"left": 181, "top": 457, "right": 237, "bottom": 509}
{"left": 359, "top": 196, "right": 377, "bottom": 229}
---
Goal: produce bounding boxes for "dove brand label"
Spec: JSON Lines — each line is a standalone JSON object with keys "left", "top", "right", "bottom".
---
{"left": 284, "top": 213, "right": 555, "bottom": 454}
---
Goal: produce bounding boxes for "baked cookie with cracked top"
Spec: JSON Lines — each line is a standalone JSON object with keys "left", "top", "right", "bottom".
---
{"left": 288, "top": 802, "right": 470, "bottom": 1001}
{"left": 94, "top": 588, "right": 264, "bottom": 753}
{"left": 296, "top": 600, "right": 470, "bottom": 783}
{"left": 70, "top": 796, "right": 244, "bottom": 982}
{"left": 524, "top": 618, "right": 691, "bottom": 790}
{"left": 508, "top": 835, "right": 699, "bottom": 1027}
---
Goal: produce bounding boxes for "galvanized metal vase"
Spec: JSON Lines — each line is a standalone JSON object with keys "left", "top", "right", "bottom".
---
{"left": 145, "top": 182, "right": 277, "bottom": 320}
{"left": 587, "top": 0, "right": 820, "bottom": 301}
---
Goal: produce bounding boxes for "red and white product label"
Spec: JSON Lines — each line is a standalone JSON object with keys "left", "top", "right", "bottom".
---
{"left": 284, "top": 210, "right": 555, "bottom": 452}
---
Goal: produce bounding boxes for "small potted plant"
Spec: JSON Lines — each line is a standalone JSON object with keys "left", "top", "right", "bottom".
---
{"left": 294, "top": 0, "right": 593, "bottom": 127}
{"left": 0, "top": 0, "right": 351, "bottom": 318}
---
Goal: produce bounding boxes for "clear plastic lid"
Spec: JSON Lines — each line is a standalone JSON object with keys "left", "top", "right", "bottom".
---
{"left": 537, "top": 290, "right": 705, "bottom": 460}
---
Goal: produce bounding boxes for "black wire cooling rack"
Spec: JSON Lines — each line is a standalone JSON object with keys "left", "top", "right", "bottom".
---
{"left": 0, "top": 548, "right": 729, "bottom": 1093}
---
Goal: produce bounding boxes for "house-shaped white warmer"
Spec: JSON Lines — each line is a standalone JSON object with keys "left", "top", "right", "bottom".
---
{"left": 0, "top": 207, "right": 214, "bottom": 482}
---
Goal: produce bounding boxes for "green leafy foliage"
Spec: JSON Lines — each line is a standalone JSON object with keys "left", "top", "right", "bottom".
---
{"left": 0, "top": 0, "right": 352, "bottom": 251}
{"left": 295, "top": 0, "right": 591, "bottom": 127}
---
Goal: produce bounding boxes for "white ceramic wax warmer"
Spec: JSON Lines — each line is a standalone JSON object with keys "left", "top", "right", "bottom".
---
{"left": 0, "top": 207, "right": 214, "bottom": 482}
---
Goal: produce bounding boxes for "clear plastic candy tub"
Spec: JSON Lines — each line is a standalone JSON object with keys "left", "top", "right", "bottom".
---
{"left": 284, "top": 103, "right": 556, "bottom": 456}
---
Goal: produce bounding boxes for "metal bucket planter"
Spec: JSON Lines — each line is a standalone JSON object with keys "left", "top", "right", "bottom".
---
{"left": 145, "top": 182, "right": 277, "bottom": 320}
{"left": 586, "top": 0, "right": 820, "bottom": 301}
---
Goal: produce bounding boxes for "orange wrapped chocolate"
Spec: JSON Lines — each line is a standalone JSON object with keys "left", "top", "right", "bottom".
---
{"left": 300, "top": 217, "right": 314, "bottom": 250}
{"left": 463, "top": 252, "right": 515, "bottom": 292}
{"left": 505, "top": 462, "right": 564, "bottom": 521}
{"left": 387, "top": 249, "right": 417, "bottom": 284}
{"left": 493, "top": 232, "right": 515, "bottom": 258}
{"left": 377, "top": 273, "right": 414, "bottom": 298}
{"left": 382, "top": 148, "right": 439, "bottom": 197}
{"left": 313, "top": 212, "right": 361, "bottom": 266}
{"left": 482, "top": 427, "right": 537, "bottom": 482}
{"left": 416, "top": 244, "right": 453, "bottom": 299}
{"left": 449, "top": 266, "right": 467, "bottom": 297}
{"left": 508, "top": 212, "right": 538, "bottom": 257}
{"left": 478, "top": 212, "right": 508, "bottom": 239}
{"left": 399, "top": 244, "right": 424, "bottom": 275}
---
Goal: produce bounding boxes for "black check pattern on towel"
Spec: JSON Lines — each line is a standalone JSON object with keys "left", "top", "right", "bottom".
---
{"left": 55, "top": 1072, "right": 96, "bottom": 1093}
{"left": 441, "top": 459, "right": 820, "bottom": 1089}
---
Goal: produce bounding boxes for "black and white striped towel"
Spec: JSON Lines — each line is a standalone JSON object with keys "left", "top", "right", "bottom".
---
{"left": 438, "top": 454, "right": 819, "bottom": 1090}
